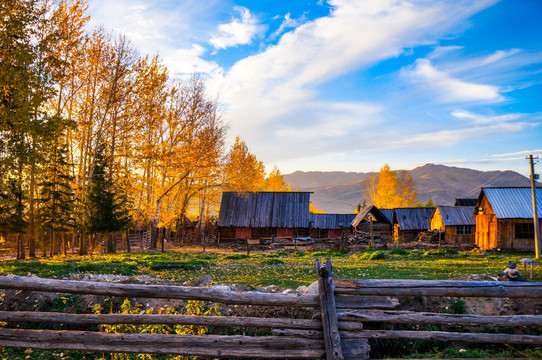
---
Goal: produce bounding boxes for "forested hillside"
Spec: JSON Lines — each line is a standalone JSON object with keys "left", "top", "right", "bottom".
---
{"left": 284, "top": 164, "right": 532, "bottom": 213}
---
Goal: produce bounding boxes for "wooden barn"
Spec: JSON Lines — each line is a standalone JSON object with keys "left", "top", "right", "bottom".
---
{"left": 217, "top": 192, "right": 311, "bottom": 241}
{"left": 393, "top": 207, "right": 434, "bottom": 242}
{"left": 430, "top": 206, "right": 475, "bottom": 244}
{"left": 474, "top": 187, "right": 542, "bottom": 250}
{"left": 309, "top": 213, "right": 356, "bottom": 238}
{"left": 351, "top": 205, "right": 392, "bottom": 236}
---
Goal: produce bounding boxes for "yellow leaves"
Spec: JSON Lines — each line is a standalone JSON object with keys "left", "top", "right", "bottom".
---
{"left": 367, "top": 163, "right": 418, "bottom": 208}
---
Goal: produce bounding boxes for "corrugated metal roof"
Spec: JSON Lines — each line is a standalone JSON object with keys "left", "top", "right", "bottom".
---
{"left": 394, "top": 207, "right": 434, "bottom": 231}
{"left": 455, "top": 198, "right": 477, "bottom": 207}
{"left": 310, "top": 213, "right": 356, "bottom": 229}
{"left": 217, "top": 192, "right": 311, "bottom": 228}
{"left": 351, "top": 205, "right": 392, "bottom": 227}
{"left": 434, "top": 206, "right": 476, "bottom": 226}
{"left": 380, "top": 209, "right": 394, "bottom": 223}
{"left": 477, "top": 187, "right": 542, "bottom": 219}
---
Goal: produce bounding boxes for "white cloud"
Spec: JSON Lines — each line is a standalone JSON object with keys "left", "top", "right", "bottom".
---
{"left": 428, "top": 45, "right": 464, "bottom": 59}
{"left": 209, "top": 6, "right": 266, "bottom": 50}
{"left": 271, "top": 13, "right": 305, "bottom": 39}
{"left": 408, "top": 59, "right": 504, "bottom": 102}
{"left": 451, "top": 110, "right": 522, "bottom": 124}
{"left": 491, "top": 149, "right": 542, "bottom": 158}
{"left": 162, "top": 45, "right": 221, "bottom": 75}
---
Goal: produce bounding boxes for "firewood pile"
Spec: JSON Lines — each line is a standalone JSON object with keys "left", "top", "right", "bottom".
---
{"left": 415, "top": 230, "right": 445, "bottom": 243}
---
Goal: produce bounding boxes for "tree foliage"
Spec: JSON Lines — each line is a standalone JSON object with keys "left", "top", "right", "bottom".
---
{"left": 367, "top": 164, "right": 418, "bottom": 208}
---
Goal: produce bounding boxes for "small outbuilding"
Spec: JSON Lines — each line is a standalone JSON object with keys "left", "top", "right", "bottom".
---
{"left": 393, "top": 207, "right": 435, "bottom": 242}
{"left": 430, "top": 206, "right": 475, "bottom": 244}
{"left": 309, "top": 213, "right": 356, "bottom": 238}
{"left": 474, "top": 187, "right": 542, "bottom": 250}
{"left": 351, "top": 205, "right": 392, "bottom": 235}
{"left": 217, "top": 192, "right": 311, "bottom": 241}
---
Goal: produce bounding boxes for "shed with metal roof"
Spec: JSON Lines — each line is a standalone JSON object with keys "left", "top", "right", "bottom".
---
{"left": 430, "top": 206, "right": 475, "bottom": 244}
{"left": 474, "top": 187, "right": 541, "bottom": 250}
{"left": 393, "top": 207, "right": 435, "bottom": 242}
{"left": 309, "top": 213, "right": 356, "bottom": 238}
{"left": 217, "top": 192, "right": 311, "bottom": 241}
{"left": 350, "top": 205, "right": 393, "bottom": 243}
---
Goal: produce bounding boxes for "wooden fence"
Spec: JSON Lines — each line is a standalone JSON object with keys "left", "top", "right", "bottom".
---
{"left": 0, "top": 259, "right": 541, "bottom": 359}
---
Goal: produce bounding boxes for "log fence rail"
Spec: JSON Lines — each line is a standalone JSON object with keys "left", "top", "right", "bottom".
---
{"left": 0, "top": 259, "right": 540, "bottom": 359}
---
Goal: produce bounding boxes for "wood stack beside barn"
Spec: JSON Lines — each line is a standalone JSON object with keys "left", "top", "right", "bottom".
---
{"left": 393, "top": 207, "right": 434, "bottom": 242}
{"left": 474, "top": 187, "right": 542, "bottom": 250}
{"left": 430, "top": 206, "right": 475, "bottom": 244}
{"left": 217, "top": 192, "right": 311, "bottom": 241}
{"left": 309, "top": 213, "right": 356, "bottom": 238}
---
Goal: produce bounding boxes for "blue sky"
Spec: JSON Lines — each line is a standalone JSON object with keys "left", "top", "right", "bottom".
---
{"left": 88, "top": 0, "right": 542, "bottom": 176}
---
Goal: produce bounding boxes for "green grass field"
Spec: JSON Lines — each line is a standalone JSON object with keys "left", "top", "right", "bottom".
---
{"left": 0, "top": 248, "right": 537, "bottom": 288}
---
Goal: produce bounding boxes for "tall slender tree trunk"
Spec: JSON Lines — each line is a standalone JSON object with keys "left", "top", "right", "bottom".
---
{"left": 28, "top": 160, "right": 36, "bottom": 257}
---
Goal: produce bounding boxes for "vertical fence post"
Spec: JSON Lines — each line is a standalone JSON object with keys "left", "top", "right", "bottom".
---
{"left": 316, "top": 258, "right": 344, "bottom": 360}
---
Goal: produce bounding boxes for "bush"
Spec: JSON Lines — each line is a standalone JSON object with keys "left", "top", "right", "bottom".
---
{"left": 389, "top": 248, "right": 409, "bottom": 256}
{"left": 261, "top": 258, "right": 285, "bottom": 265}
{"left": 358, "top": 250, "right": 387, "bottom": 260}
{"left": 447, "top": 299, "right": 466, "bottom": 314}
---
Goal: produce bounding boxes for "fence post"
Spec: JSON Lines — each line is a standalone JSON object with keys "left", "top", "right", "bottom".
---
{"left": 316, "top": 258, "right": 344, "bottom": 360}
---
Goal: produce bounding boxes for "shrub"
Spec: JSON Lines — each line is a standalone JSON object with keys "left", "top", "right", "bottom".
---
{"left": 389, "top": 248, "right": 409, "bottom": 256}
{"left": 261, "top": 259, "right": 285, "bottom": 265}
{"left": 447, "top": 299, "right": 466, "bottom": 314}
{"left": 224, "top": 254, "right": 250, "bottom": 260}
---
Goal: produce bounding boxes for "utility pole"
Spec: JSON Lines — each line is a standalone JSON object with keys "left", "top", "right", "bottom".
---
{"left": 527, "top": 155, "right": 540, "bottom": 259}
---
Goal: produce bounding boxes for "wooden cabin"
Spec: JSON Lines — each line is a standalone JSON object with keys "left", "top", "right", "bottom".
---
{"left": 217, "top": 192, "right": 311, "bottom": 241}
{"left": 474, "top": 187, "right": 542, "bottom": 250}
{"left": 351, "top": 205, "right": 392, "bottom": 238}
{"left": 393, "top": 207, "right": 434, "bottom": 242}
{"left": 430, "top": 206, "right": 475, "bottom": 244}
{"left": 309, "top": 213, "right": 356, "bottom": 238}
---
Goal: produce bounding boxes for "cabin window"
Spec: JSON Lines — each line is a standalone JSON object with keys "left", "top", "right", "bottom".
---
{"left": 515, "top": 223, "right": 534, "bottom": 239}
{"left": 456, "top": 225, "right": 472, "bottom": 235}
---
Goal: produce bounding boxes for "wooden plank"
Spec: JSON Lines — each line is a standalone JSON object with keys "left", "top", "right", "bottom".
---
{"left": 335, "top": 279, "right": 542, "bottom": 298}
{"left": 334, "top": 295, "right": 399, "bottom": 309}
{"left": 341, "top": 339, "right": 370, "bottom": 360}
{"left": 0, "top": 275, "right": 318, "bottom": 307}
{"left": 337, "top": 309, "right": 542, "bottom": 328}
{"left": 0, "top": 311, "right": 324, "bottom": 329}
{"left": 316, "top": 258, "right": 345, "bottom": 360}
{"left": 0, "top": 328, "right": 324, "bottom": 358}
{"left": 340, "top": 330, "right": 542, "bottom": 345}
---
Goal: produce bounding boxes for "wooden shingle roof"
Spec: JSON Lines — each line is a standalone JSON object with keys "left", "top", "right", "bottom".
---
{"left": 217, "top": 192, "right": 311, "bottom": 228}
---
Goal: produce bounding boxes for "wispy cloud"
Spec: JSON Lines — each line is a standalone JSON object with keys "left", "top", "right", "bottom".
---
{"left": 491, "top": 149, "right": 542, "bottom": 158}
{"left": 270, "top": 13, "right": 305, "bottom": 39}
{"left": 209, "top": 6, "right": 266, "bottom": 50}
{"left": 451, "top": 109, "right": 522, "bottom": 124}
{"left": 407, "top": 59, "right": 504, "bottom": 102}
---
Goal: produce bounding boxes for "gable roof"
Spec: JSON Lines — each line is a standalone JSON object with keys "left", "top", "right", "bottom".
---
{"left": 379, "top": 209, "right": 395, "bottom": 223}
{"left": 394, "top": 207, "right": 434, "bottom": 231}
{"left": 434, "top": 206, "right": 476, "bottom": 226}
{"left": 351, "top": 205, "right": 392, "bottom": 228}
{"left": 455, "top": 198, "right": 477, "bottom": 207}
{"left": 217, "top": 192, "right": 311, "bottom": 228}
{"left": 476, "top": 187, "right": 542, "bottom": 219}
{"left": 310, "top": 213, "right": 356, "bottom": 229}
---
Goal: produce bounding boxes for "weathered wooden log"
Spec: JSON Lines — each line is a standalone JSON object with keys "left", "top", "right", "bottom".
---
{"left": 340, "top": 330, "right": 542, "bottom": 345}
{"left": 316, "top": 258, "right": 344, "bottom": 360}
{"left": 0, "top": 310, "right": 363, "bottom": 331}
{"left": 337, "top": 309, "right": 542, "bottom": 328}
{"left": 0, "top": 275, "right": 318, "bottom": 307}
{"left": 272, "top": 328, "right": 323, "bottom": 339}
{"left": 335, "top": 279, "right": 542, "bottom": 298}
{"left": 0, "top": 328, "right": 324, "bottom": 358}
{"left": 334, "top": 295, "right": 399, "bottom": 309}
{"left": 341, "top": 339, "right": 370, "bottom": 360}
{"left": 0, "top": 311, "right": 323, "bottom": 329}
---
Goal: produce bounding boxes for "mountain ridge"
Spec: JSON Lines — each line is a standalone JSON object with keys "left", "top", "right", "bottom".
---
{"left": 284, "top": 163, "right": 532, "bottom": 213}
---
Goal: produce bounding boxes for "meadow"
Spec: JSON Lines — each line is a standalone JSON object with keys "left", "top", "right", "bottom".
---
{"left": 0, "top": 248, "right": 537, "bottom": 288}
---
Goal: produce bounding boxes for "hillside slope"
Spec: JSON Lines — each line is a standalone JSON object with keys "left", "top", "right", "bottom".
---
{"left": 284, "top": 164, "right": 531, "bottom": 213}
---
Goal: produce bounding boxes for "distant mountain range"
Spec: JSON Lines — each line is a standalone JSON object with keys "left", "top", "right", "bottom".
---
{"left": 284, "top": 164, "right": 533, "bottom": 213}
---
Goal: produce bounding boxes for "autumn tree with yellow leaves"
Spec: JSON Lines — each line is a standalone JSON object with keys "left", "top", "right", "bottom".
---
{"left": 366, "top": 164, "right": 418, "bottom": 208}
